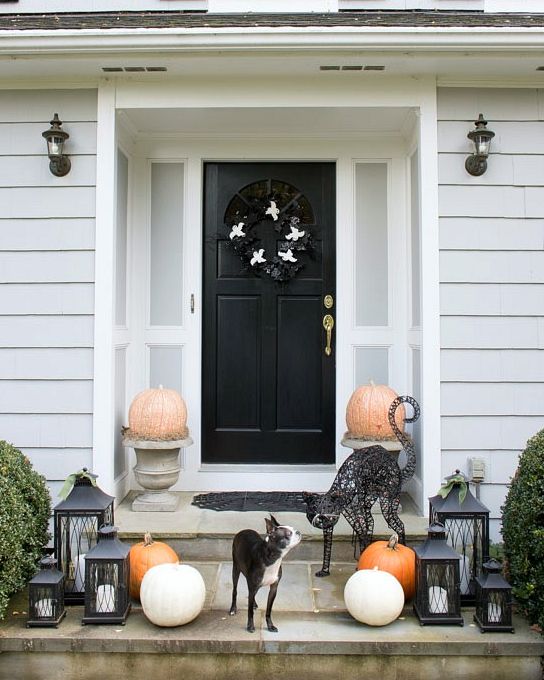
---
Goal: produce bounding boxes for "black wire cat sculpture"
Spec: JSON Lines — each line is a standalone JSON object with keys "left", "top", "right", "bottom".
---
{"left": 303, "top": 395, "right": 420, "bottom": 577}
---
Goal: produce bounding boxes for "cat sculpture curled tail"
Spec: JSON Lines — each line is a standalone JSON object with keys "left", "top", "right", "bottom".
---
{"left": 303, "top": 395, "right": 420, "bottom": 577}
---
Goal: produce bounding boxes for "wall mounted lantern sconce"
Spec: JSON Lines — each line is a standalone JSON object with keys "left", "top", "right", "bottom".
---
{"left": 465, "top": 114, "right": 495, "bottom": 177}
{"left": 42, "top": 113, "right": 71, "bottom": 177}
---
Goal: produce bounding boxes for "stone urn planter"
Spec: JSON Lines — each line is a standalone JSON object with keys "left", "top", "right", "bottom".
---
{"left": 122, "top": 386, "right": 192, "bottom": 512}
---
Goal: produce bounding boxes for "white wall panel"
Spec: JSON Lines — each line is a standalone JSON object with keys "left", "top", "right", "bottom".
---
{"left": 0, "top": 315, "right": 94, "bottom": 347}
{"left": 441, "top": 349, "right": 544, "bottom": 382}
{"left": 441, "top": 382, "right": 544, "bottom": 416}
{"left": 0, "top": 348, "right": 93, "bottom": 379}
{"left": 0, "top": 380, "right": 93, "bottom": 414}
{"left": 439, "top": 185, "right": 526, "bottom": 218}
{"left": 0, "top": 283, "right": 95, "bottom": 315}
{"left": 438, "top": 121, "right": 544, "bottom": 155}
{"left": 441, "top": 415, "right": 542, "bottom": 450}
{"left": 440, "top": 283, "right": 544, "bottom": 316}
{"left": 0, "top": 122, "right": 97, "bottom": 156}
{"left": 0, "top": 187, "right": 95, "bottom": 219}
{"left": 21, "top": 447, "right": 93, "bottom": 481}
{"left": 0, "top": 155, "right": 96, "bottom": 188}
{"left": 0, "top": 219, "right": 95, "bottom": 251}
{"left": 0, "top": 414, "right": 93, "bottom": 448}
{"left": 437, "top": 88, "right": 540, "bottom": 121}
{"left": 0, "top": 90, "right": 97, "bottom": 123}
{"left": 441, "top": 449, "right": 520, "bottom": 485}
{"left": 0, "top": 252, "right": 95, "bottom": 283}
{"left": 440, "top": 218, "right": 544, "bottom": 251}
{"left": 440, "top": 251, "right": 544, "bottom": 283}
{"left": 441, "top": 316, "right": 541, "bottom": 349}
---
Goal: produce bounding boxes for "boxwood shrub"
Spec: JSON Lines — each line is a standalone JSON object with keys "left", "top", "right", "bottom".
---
{"left": 501, "top": 428, "right": 544, "bottom": 631}
{"left": 0, "top": 441, "right": 51, "bottom": 619}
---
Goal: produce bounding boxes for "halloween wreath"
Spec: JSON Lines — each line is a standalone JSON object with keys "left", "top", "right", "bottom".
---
{"left": 224, "top": 196, "right": 314, "bottom": 283}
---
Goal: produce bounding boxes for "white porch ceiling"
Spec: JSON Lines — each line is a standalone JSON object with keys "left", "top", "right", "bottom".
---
{"left": 121, "top": 106, "right": 413, "bottom": 135}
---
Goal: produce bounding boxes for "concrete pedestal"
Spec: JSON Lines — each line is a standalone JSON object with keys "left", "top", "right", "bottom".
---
{"left": 122, "top": 437, "right": 193, "bottom": 512}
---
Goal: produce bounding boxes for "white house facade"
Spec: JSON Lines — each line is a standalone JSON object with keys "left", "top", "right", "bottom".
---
{"left": 1, "top": 1, "right": 544, "bottom": 541}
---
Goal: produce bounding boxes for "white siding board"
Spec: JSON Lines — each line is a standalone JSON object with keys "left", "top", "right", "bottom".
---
{"left": 22, "top": 448, "right": 93, "bottom": 481}
{"left": 440, "top": 283, "right": 544, "bottom": 315}
{"left": 441, "top": 382, "right": 544, "bottom": 416}
{"left": 0, "top": 283, "right": 94, "bottom": 315}
{"left": 439, "top": 154, "right": 544, "bottom": 188}
{"left": 0, "top": 380, "right": 93, "bottom": 414}
{"left": 437, "top": 88, "right": 540, "bottom": 121}
{"left": 0, "top": 187, "right": 95, "bottom": 219}
{"left": 438, "top": 121, "right": 544, "bottom": 155}
{"left": 0, "top": 413, "right": 93, "bottom": 447}
{"left": 441, "top": 415, "right": 542, "bottom": 450}
{"left": 0, "top": 316, "right": 94, "bottom": 348}
{"left": 439, "top": 185, "right": 526, "bottom": 218}
{"left": 441, "top": 449, "right": 520, "bottom": 485}
{"left": 0, "top": 219, "right": 95, "bottom": 251}
{"left": 0, "top": 155, "right": 96, "bottom": 188}
{"left": 0, "top": 122, "right": 97, "bottom": 156}
{"left": 0, "top": 252, "right": 94, "bottom": 283}
{"left": 441, "top": 349, "right": 544, "bottom": 382}
{"left": 440, "top": 251, "right": 544, "bottom": 283}
{"left": 439, "top": 218, "right": 544, "bottom": 251}
{"left": 441, "top": 316, "right": 542, "bottom": 349}
{"left": 0, "top": 348, "right": 93, "bottom": 379}
{"left": 479, "top": 484, "right": 510, "bottom": 519}
{"left": 0, "top": 90, "right": 97, "bottom": 123}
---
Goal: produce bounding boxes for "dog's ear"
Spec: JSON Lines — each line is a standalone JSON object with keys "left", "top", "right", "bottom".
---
{"left": 265, "top": 515, "right": 280, "bottom": 533}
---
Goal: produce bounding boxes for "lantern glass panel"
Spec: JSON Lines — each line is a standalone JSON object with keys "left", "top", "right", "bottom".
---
{"left": 27, "top": 557, "right": 66, "bottom": 628}
{"left": 88, "top": 562, "right": 120, "bottom": 615}
{"left": 425, "top": 562, "right": 458, "bottom": 615}
{"left": 47, "top": 135, "right": 64, "bottom": 156}
{"left": 473, "top": 133, "right": 491, "bottom": 156}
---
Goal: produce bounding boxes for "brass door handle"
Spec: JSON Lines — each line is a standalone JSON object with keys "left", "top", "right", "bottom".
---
{"left": 323, "top": 314, "right": 334, "bottom": 357}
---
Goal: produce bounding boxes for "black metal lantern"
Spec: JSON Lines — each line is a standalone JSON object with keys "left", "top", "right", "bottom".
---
{"left": 429, "top": 470, "right": 490, "bottom": 605}
{"left": 53, "top": 469, "right": 114, "bottom": 604}
{"left": 41, "top": 113, "right": 71, "bottom": 177}
{"left": 413, "top": 523, "right": 463, "bottom": 626}
{"left": 27, "top": 557, "right": 66, "bottom": 628}
{"left": 82, "top": 526, "right": 131, "bottom": 625}
{"left": 474, "top": 558, "right": 514, "bottom": 633}
{"left": 465, "top": 113, "right": 495, "bottom": 176}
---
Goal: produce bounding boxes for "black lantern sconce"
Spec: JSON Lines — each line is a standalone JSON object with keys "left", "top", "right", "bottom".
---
{"left": 53, "top": 469, "right": 114, "bottom": 604}
{"left": 27, "top": 557, "right": 66, "bottom": 628}
{"left": 82, "top": 526, "right": 131, "bottom": 625}
{"left": 429, "top": 470, "right": 490, "bottom": 605}
{"left": 413, "top": 523, "right": 463, "bottom": 626}
{"left": 42, "top": 113, "right": 71, "bottom": 177}
{"left": 465, "top": 113, "right": 495, "bottom": 176}
{"left": 474, "top": 558, "right": 514, "bottom": 633}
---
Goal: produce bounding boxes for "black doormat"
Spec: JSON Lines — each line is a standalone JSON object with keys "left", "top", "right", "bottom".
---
{"left": 191, "top": 491, "right": 307, "bottom": 513}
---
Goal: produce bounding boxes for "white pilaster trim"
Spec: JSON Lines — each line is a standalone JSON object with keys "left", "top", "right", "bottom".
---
{"left": 418, "top": 82, "right": 442, "bottom": 505}
{"left": 92, "top": 79, "right": 117, "bottom": 496}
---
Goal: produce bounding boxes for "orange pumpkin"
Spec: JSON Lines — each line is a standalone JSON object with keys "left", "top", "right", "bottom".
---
{"left": 346, "top": 381, "right": 405, "bottom": 440}
{"left": 129, "top": 532, "right": 179, "bottom": 600}
{"left": 128, "top": 385, "right": 188, "bottom": 440}
{"left": 357, "top": 534, "right": 416, "bottom": 601}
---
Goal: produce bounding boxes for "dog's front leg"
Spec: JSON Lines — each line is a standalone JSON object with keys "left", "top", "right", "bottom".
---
{"left": 246, "top": 586, "right": 258, "bottom": 633}
{"left": 265, "top": 580, "right": 280, "bottom": 632}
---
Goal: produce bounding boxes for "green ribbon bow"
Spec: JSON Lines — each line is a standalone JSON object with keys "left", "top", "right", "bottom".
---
{"left": 58, "top": 468, "right": 97, "bottom": 500}
{"left": 437, "top": 472, "right": 468, "bottom": 504}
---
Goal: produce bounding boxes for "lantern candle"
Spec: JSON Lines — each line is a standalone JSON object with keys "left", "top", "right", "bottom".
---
{"left": 74, "top": 553, "right": 86, "bottom": 592}
{"left": 460, "top": 555, "right": 471, "bottom": 595}
{"left": 36, "top": 598, "right": 53, "bottom": 618}
{"left": 488, "top": 602, "right": 502, "bottom": 623}
{"left": 96, "top": 585, "right": 115, "bottom": 613}
{"left": 428, "top": 586, "right": 448, "bottom": 614}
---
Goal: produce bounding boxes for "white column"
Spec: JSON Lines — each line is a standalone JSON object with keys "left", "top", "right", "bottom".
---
{"left": 92, "top": 79, "right": 117, "bottom": 496}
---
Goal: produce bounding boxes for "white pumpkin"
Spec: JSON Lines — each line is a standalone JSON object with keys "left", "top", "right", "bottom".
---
{"left": 140, "top": 563, "right": 206, "bottom": 627}
{"left": 344, "top": 566, "right": 404, "bottom": 626}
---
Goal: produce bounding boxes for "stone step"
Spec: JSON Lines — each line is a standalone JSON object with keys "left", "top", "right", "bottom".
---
{"left": 116, "top": 491, "right": 429, "bottom": 562}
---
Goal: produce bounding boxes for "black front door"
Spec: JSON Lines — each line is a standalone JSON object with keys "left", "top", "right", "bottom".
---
{"left": 202, "top": 162, "right": 336, "bottom": 464}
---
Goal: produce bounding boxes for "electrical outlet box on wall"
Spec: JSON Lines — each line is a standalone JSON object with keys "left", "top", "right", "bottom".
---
{"left": 468, "top": 457, "right": 486, "bottom": 483}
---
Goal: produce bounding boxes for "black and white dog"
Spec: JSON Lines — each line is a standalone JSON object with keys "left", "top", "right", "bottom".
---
{"left": 229, "top": 515, "right": 301, "bottom": 633}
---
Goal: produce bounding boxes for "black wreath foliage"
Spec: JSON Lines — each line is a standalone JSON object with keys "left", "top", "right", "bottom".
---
{"left": 224, "top": 194, "right": 314, "bottom": 282}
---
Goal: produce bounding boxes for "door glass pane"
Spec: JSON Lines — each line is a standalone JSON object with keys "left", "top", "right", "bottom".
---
{"left": 355, "top": 347, "right": 389, "bottom": 387}
{"left": 114, "top": 347, "right": 126, "bottom": 479}
{"left": 150, "top": 163, "right": 184, "bottom": 326}
{"left": 115, "top": 150, "right": 128, "bottom": 326}
{"left": 149, "top": 345, "right": 183, "bottom": 396}
{"left": 355, "top": 163, "right": 388, "bottom": 326}
{"left": 411, "top": 150, "right": 421, "bottom": 327}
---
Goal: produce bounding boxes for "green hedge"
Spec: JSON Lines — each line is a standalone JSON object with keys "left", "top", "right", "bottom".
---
{"left": 501, "top": 428, "right": 544, "bottom": 631}
{"left": 0, "top": 441, "right": 51, "bottom": 619}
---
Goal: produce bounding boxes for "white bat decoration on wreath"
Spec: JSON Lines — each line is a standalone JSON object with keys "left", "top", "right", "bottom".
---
{"left": 278, "top": 249, "right": 297, "bottom": 263}
{"left": 229, "top": 222, "right": 246, "bottom": 239}
{"left": 265, "top": 201, "right": 280, "bottom": 221}
{"left": 285, "top": 225, "right": 306, "bottom": 242}
{"left": 250, "top": 249, "right": 267, "bottom": 266}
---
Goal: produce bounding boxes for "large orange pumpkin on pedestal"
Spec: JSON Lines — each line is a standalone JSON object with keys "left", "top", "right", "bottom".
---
{"left": 357, "top": 534, "right": 416, "bottom": 601}
{"left": 129, "top": 532, "right": 179, "bottom": 600}
{"left": 127, "top": 385, "right": 188, "bottom": 440}
{"left": 345, "top": 381, "right": 405, "bottom": 440}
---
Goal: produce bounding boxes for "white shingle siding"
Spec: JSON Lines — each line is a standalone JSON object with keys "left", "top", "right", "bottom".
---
{"left": 438, "top": 87, "right": 544, "bottom": 540}
{"left": 0, "top": 88, "right": 97, "bottom": 490}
